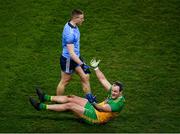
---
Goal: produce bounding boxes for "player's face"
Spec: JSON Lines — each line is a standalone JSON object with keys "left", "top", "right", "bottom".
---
{"left": 111, "top": 84, "right": 120, "bottom": 99}
{"left": 76, "top": 14, "right": 84, "bottom": 25}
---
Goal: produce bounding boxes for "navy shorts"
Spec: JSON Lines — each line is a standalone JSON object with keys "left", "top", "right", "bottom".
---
{"left": 60, "top": 55, "right": 84, "bottom": 74}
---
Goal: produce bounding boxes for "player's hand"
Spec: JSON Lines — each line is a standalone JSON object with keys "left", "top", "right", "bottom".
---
{"left": 85, "top": 93, "right": 97, "bottom": 103}
{"left": 80, "top": 63, "right": 91, "bottom": 74}
{"left": 90, "top": 58, "right": 101, "bottom": 69}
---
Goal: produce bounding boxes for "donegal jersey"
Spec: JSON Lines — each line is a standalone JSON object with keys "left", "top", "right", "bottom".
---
{"left": 95, "top": 88, "right": 125, "bottom": 123}
{"left": 62, "top": 22, "right": 80, "bottom": 59}
{"left": 105, "top": 87, "right": 125, "bottom": 112}
{"left": 81, "top": 87, "right": 125, "bottom": 124}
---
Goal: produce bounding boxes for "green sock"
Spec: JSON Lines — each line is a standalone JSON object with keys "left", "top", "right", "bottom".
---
{"left": 44, "top": 94, "right": 52, "bottom": 101}
{"left": 39, "top": 103, "right": 47, "bottom": 110}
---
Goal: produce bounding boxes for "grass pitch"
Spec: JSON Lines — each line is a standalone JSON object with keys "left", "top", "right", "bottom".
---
{"left": 0, "top": 0, "right": 179, "bottom": 132}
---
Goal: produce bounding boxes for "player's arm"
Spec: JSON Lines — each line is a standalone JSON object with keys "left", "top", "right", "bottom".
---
{"left": 90, "top": 58, "right": 111, "bottom": 91}
{"left": 67, "top": 44, "right": 83, "bottom": 65}
{"left": 65, "top": 27, "right": 83, "bottom": 66}
{"left": 67, "top": 44, "right": 91, "bottom": 74}
{"left": 92, "top": 103, "right": 111, "bottom": 112}
{"left": 94, "top": 68, "right": 111, "bottom": 91}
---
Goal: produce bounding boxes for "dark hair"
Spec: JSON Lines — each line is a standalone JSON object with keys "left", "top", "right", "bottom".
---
{"left": 71, "top": 9, "right": 83, "bottom": 18}
{"left": 114, "top": 81, "right": 124, "bottom": 92}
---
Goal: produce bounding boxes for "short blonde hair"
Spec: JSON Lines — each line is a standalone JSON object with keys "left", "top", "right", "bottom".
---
{"left": 71, "top": 9, "right": 83, "bottom": 19}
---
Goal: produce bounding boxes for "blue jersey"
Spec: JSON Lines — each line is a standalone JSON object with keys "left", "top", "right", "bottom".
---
{"left": 62, "top": 22, "right": 80, "bottom": 59}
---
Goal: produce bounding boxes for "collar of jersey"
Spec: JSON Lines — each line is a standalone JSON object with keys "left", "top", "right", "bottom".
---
{"left": 112, "top": 95, "right": 123, "bottom": 101}
{"left": 68, "top": 22, "right": 77, "bottom": 29}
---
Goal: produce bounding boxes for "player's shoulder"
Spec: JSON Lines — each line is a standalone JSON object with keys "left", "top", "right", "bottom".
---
{"left": 63, "top": 22, "right": 74, "bottom": 34}
{"left": 119, "top": 96, "right": 125, "bottom": 103}
{"left": 63, "top": 22, "right": 70, "bottom": 30}
{"left": 114, "top": 96, "right": 125, "bottom": 103}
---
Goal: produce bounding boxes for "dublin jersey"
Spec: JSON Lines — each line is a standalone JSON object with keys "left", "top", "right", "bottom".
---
{"left": 62, "top": 22, "right": 80, "bottom": 59}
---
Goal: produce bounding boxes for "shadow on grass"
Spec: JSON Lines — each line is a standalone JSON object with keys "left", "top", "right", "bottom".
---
{"left": 18, "top": 113, "right": 78, "bottom": 122}
{"left": 17, "top": 113, "right": 115, "bottom": 126}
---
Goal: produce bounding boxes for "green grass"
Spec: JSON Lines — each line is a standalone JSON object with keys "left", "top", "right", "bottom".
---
{"left": 0, "top": 0, "right": 179, "bottom": 132}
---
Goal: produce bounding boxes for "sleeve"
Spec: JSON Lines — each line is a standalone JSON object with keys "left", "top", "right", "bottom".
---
{"left": 64, "top": 27, "right": 74, "bottom": 44}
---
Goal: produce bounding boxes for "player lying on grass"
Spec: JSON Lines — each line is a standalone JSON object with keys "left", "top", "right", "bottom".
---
{"left": 29, "top": 58, "right": 125, "bottom": 124}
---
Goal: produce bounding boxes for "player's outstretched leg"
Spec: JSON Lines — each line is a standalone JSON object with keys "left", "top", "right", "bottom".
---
{"left": 36, "top": 88, "right": 69, "bottom": 103}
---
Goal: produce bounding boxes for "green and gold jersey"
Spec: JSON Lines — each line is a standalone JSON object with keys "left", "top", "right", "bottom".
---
{"left": 94, "top": 86, "right": 125, "bottom": 123}
{"left": 81, "top": 86, "right": 125, "bottom": 124}
{"left": 106, "top": 87, "right": 125, "bottom": 112}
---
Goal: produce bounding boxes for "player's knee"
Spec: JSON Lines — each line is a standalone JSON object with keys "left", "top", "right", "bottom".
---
{"left": 67, "top": 95, "right": 77, "bottom": 102}
{"left": 67, "top": 96, "right": 73, "bottom": 102}
{"left": 60, "top": 78, "right": 71, "bottom": 86}
{"left": 66, "top": 102, "right": 75, "bottom": 110}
